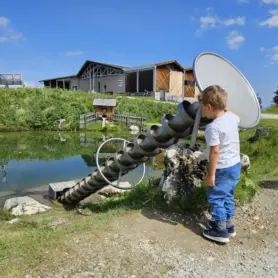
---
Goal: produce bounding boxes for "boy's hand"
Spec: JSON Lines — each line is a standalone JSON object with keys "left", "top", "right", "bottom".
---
{"left": 206, "top": 175, "right": 215, "bottom": 187}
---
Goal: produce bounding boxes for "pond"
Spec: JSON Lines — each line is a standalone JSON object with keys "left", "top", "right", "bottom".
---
{"left": 0, "top": 132, "right": 163, "bottom": 206}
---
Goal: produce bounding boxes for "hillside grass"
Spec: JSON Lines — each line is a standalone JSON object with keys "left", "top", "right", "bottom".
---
{"left": 0, "top": 88, "right": 177, "bottom": 131}
{"left": 262, "top": 105, "right": 278, "bottom": 114}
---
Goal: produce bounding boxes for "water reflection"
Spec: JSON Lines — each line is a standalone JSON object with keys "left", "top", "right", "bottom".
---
{"left": 0, "top": 132, "right": 162, "bottom": 194}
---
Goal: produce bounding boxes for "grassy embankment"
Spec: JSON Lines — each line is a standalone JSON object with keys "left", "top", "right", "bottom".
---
{"left": 0, "top": 88, "right": 177, "bottom": 132}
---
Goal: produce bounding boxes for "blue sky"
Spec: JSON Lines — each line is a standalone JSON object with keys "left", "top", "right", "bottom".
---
{"left": 0, "top": 0, "right": 277, "bottom": 107}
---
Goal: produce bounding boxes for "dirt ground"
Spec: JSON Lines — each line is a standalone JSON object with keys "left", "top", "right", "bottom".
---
{"left": 20, "top": 181, "right": 278, "bottom": 278}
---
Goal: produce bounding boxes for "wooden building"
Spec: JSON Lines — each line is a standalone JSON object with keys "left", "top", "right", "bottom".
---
{"left": 184, "top": 68, "right": 200, "bottom": 98}
{"left": 93, "top": 98, "right": 117, "bottom": 120}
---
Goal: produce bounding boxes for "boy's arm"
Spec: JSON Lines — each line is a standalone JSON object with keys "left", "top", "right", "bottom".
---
{"left": 207, "top": 145, "right": 220, "bottom": 187}
{"left": 205, "top": 126, "right": 220, "bottom": 186}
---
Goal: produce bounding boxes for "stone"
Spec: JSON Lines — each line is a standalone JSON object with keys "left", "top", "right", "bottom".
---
{"left": 97, "top": 185, "right": 129, "bottom": 197}
{"left": 129, "top": 125, "right": 140, "bottom": 132}
{"left": 240, "top": 153, "right": 250, "bottom": 172}
{"left": 7, "top": 218, "right": 21, "bottom": 224}
{"left": 158, "top": 143, "right": 208, "bottom": 203}
{"left": 248, "top": 128, "right": 271, "bottom": 143}
{"left": 3, "top": 196, "right": 51, "bottom": 216}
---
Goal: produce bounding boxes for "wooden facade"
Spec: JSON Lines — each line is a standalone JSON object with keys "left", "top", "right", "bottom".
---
{"left": 156, "top": 66, "right": 170, "bottom": 92}
{"left": 155, "top": 61, "right": 184, "bottom": 98}
{"left": 93, "top": 98, "right": 117, "bottom": 120}
{"left": 95, "top": 106, "right": 114, "bottom": 120}
{"left": 184, "top": 69, "right": 196, "bottom": 97}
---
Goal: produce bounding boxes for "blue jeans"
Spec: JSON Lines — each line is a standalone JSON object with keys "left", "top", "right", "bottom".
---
{"left": 207, "top": 162, "right": 241, "bottom": 225}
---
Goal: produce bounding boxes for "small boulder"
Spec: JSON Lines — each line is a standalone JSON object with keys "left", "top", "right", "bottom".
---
{"left": 129, "top": 125, "right": 140, "bottom": 132}
{"left": 248, "top": 128, "right": 270, "bottom": 143}
{"left": 7, "top": 218, "right": 21, "bottom": 224}
{"left": 3, "top": 196, "right": 51, "bottom": 216}
{"left": 240, "top": 153, "right": 250, "bottom": 172}
{"left": 97, "top": 185, "right": 129, "bottom": 197}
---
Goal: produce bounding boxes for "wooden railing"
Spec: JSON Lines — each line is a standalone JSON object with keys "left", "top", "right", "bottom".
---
{"left": 80, "top": 112, "right": 146, "bottom": 130}
{"left": 113, "top": 113, "right": 146, "bottom": 130}
{"left": 80, "top": 112, "right": 97, "bottom": 128}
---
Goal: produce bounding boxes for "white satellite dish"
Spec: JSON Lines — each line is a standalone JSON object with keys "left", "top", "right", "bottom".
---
{"left": 193, "top": 52, "right": 261, "bottom": 129}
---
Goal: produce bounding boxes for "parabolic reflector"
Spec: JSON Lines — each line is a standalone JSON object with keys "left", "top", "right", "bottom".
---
{"left": 193, "top": 52, "right": 261, "bottom": 129}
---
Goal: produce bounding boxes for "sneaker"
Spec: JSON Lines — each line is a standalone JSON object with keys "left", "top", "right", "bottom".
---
{"left": 203, "top": 227, "right": 229, "bottom": 244}
{"left": 227, "top": 225, "right": 236, "bottom": 237}
{"left": 208, "top": 220, "right": 236, "bottom": 237}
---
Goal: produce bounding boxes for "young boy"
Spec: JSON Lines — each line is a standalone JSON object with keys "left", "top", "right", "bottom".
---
{"left": 198, "top": 85, "right": 241, "bottom": 244}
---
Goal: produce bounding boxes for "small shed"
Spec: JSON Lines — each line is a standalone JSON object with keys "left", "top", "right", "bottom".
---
{"left": 93, "top": 98, "right": 117, "bottom": 120}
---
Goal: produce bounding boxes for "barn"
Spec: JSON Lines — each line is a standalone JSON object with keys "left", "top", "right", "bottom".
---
{"left": 39, "top": 59, "right": 199, "bottom": 102}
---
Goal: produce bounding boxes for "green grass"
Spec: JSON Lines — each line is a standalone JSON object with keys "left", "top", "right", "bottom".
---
{"left": 83, "top": 121, "right": 126, "bottom": 132}
{"left": 0, "top": 207, "right": 126, "bottom": 277}
{"left": 262, "top": 105, "right": 278, "bottom": 114}
{"left": 0, "top": 88, "right": 178, "bottom": 131}
{"left": 240, "top": 119, "right": 278, "bottom": 182}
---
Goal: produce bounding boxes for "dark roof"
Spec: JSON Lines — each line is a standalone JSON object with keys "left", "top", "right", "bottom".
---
{"left": 155, "top": 60, "right": 185, "bottom": 71}
{"left": 39, "top": 75, "right": 77, "bottom": 82}
{"left": 93, "top": 98, "right": 117, "bottom": 107}
{"left": 77, "top": 60, "right": 127, "bottom": 76}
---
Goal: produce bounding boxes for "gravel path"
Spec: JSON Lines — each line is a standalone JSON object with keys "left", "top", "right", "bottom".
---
{"left": 27, "top": 183, "right": 278, "bottom": 278}
{"left": 261, "top": 113, "right": 278, "bottom": 119}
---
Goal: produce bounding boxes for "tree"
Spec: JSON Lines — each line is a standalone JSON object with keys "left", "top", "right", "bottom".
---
{"left": 257, "top": 94, "right": 262, "bottom": 110}
{"left": 273, "top": 87, "right": 278, "bottom": 106}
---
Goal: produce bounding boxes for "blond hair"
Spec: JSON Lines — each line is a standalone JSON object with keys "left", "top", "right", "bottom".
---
{"left": 198, "top": 85, "right": 227, "bottom": 110}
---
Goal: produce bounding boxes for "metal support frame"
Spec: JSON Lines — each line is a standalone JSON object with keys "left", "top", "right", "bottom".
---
{"left": 96, "top": 138, "right": 146, "bottom": 190}
{"left": 81, "top": 63, "right": 123, "bottom": 80}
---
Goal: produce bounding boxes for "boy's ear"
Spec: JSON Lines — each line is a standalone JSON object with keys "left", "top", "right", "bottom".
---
{"left": 207, "top": 104, "right": 212, "bottom": 111}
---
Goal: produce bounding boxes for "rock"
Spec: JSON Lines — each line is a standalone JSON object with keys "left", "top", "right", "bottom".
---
{"left": 7, "top": 218, "right": 21, "bottom": 224}
{"left": 240, "top": 153, "right": 250, "bottom": 172}
{"left": 248, "top": 128, "right": 271, "bottom": 143}
{"left": 159, "top": 143, "right": 208, "bottom": 203}
{"left": 129, "top": 125, "right": 140, "bottom": 132}
{"left": 97, "top": 185, "right": 127, "bottom": 197}
{"left": 3, "top": 197, "right": 51, "bottom": 216}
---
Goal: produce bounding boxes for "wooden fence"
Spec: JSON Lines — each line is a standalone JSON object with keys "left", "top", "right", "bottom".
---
{"left": 80, "top": 112, "right": 97, "bottom": 128}
{"left": 113, "top": 113, "right": 146, "bottom": 130}
{"left": 80, "top": 112, "right": 146, "bottom": 130}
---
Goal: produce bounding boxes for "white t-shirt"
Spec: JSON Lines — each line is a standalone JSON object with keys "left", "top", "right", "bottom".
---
{"left": 205, "top": 112, "right": 240, "bottom": 169}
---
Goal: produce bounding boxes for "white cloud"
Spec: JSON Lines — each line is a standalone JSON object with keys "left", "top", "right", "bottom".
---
{"left": 0, "top": 17, "right": 9, "bottom": 26}
{"left": 200, "top": 16, "right": 218, "bottom": 29}
{"left": 223, "top": 16, "right": 246, "bottom": 26}
{"left": 260, "top": 45, "right": 278, "bottom": 64}
{"left": 0, "top": 37, "right": 8, "bottom": 42}
{"left": 226, "top": 31, "right": 245, "bottom": 49}
{"left": 0, "top": 17, "right": 24, "bottom": 42}
{"left": 261, "top": 0, "right": 278, "bottom": 4}
{"left": 259, "top": 9, "right": 278, "bottom": 27}
{"left": 66, "top": 51, "right": 84, "bottom": 56}
{"left": 271, "top": 53, "right": 278, "bottom": 61}
{"left": 198, "top": 10, "right": 246, "bottom": 31}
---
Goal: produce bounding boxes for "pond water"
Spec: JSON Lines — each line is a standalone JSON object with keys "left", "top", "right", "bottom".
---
{"left": 0, "top": 132, "right": 163, "bottom": 203}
